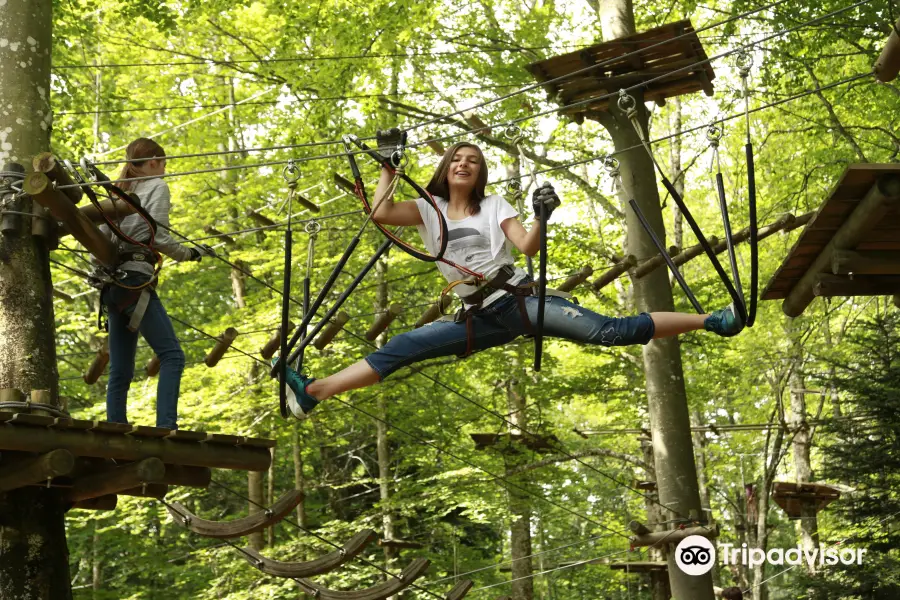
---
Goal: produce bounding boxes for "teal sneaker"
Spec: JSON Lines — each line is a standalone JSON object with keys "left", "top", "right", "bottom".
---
{"left": 272, "top": 358, "right": 319, "bottom": 419}
{"left": 704, "top": 303, "right": 745, "bottom": 338}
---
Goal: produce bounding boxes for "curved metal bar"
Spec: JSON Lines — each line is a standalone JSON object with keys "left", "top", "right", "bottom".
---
{"left": 166, "top": 490, "right": 303, "bottom": 539}
{"left": 239, "top": 529, "right": 377, "bottom": 578}
{"left": 445, "top": 579, "right": 474, "bottom": 599}
{"left": 296, "top": 558, "right": 430, "bottom": 600}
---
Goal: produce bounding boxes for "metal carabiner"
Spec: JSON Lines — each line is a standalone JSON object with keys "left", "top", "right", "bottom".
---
{"left": 305, "top": 220, "right": 321, "bottom": 236}
{"left": 504, "top": 124, "right": 522, "bottom": 140}
{"left": 617, "top": 89, "right": 637, "bottom": 113}
{"left": 706, "top": 124, "right": 723, "bottom": 145}
{"left": 390, "top": 149, "right": 409, "bottom": 169}
{"left": 282, "top": 159, "right": 301, "bottom": 184}
{"left": 80, "top": 157, "right": 97, "bottom": 181}
{"left": 735, "top": 50, "right": 753, "bottom": 76}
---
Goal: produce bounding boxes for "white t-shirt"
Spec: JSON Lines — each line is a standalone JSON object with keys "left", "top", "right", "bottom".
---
{"left": 415, "top": 194, "right": 528, "bottom": 306}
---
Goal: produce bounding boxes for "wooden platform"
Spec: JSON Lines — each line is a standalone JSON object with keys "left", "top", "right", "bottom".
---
{"left": 762, "top": 164, "right": 900, "bottom": 316}
{"left": 469, "top": 432, "right": 559, "bottom": 453}
{"left": 526, "top": 20, "right": 714, "bottom": 121}
{"left": 772, "top": 482, "right": 841, "bottom": 519}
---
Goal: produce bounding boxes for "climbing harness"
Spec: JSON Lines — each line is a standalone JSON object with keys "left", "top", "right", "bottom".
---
{"left": 615, "top": 89, "right": 749, "bottom": 321}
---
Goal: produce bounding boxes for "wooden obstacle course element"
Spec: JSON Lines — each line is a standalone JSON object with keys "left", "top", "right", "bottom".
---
{"left": 831, "top": 250, "right": 900, "bottom": 275}
{"left": 32, "top": 152, "right": 83, "bottom": 204}
{"left": 462, "top": 111, "right": 492, "bottom": 135}
{"left": 772, "top": 482, "right": 841, "bottom": 520}
{"left": 166, "top": 490, "right": 304, "bottom": 539}
{"left": 146, "top": 355, "right": 161, "bottom": 377}
{"left": 77, "top": 198, "right": 137, "bottom": 225}
{"left": 814, "top": 274, "right": 900, "bottom": 298}
{"left": 875, "top": 18, "right": 900, "bottom": 82}
{"left": 609, "top": 561, "right": 668, "bottom": 573}
{"left": 24, "top": 171, "right": 118, "bottom": 267}
{"left": 120, "top": 483, "right": 169, "bottom": 499}
{"left": 245, "top": 208, "right": 276, "bottom": 227}
{"left": 160, "top": 464, "right": 211, "bottom": 488}
{"left": 470, "top": 432, "right": 559, "bottom": 454}
{"left": 415, "top": 295, "right": 453, "bottom": 328}
{"left": 240, "top": 529, "right": 377, "bottom": 578}
{"left": 633, "top": 480, "right": 658, "bottom": 492}
{"left": 260, "top": 321, "right": 295, "bottom": 360}
{"left": 378, "top": 538, "right": 424, "bottom": 550}
{"left": 427, "top": 140, "right": 446, "bottom": 156}
{"left": 334, "top": 173, "right": 356, "bottom": 194}
{"left": 31, "top": 201, "right": 56, "bottom": 245}
{"left": 0, "top": 449, "right": 75, "bottom": 492}
{"left": 557, "top": 265, "right": 593, "bottom": 292}
{"left": 72, "top": 495, "right": 118, "bottom": 511}
{"left": 52, "top": 287, "right": 74, "bottom": 303}
{"left": 84, "top": 340, "right": 109, "bottom": 385}
{"left": 445, "top": 580, "right": 474, "bottom": 600}
{"left": 296, "top": 557, "right": 430, "bottom": 600}
{"left": 592, "top": 255, "right": 636, "bottom": 291}
{"left": 0, "top": 411, "right": 273, "bottom": 471}
{"left": 314, "top": 311, "right": 350, "bottom": 350}
{"left": 366, "top": 304, "right": 402, "bottom": 341}
{"left": 629, "top": 522, "right": 719, "bottom": 548}
{"left": 295, "top": 193, "right": 319, "bottom": 213}
{"left": 204, "top": 225, "right": 237, "bottom": 247}
{"left": 526, "top": 20, "right": 715, "bottom": 120}
{"left": 205, "top": 327, "right": 239, "bottom": 367}
{"left": 67, "top": 457, "right": 166, "bottom": 502}
{"left": 763, "top": 165, "right": 900, "bottom": 316}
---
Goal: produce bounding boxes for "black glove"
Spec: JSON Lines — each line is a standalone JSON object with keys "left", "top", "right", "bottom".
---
{"left": 532, "top": 182, "right": 561, "bottom": 220}
{"left": 375, "top": 127, "right": 407, "bottom": 162}
{"left": 188, "top": 244, "right": 216, "bottom": 262}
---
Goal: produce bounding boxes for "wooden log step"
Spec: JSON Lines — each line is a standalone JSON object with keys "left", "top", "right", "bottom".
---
{"left": 445, "top": 580, "right": 474, "bottom": 600}
{"left": 67, "top": 457, "right": 166, "bottom": 502}
{"left": 296, "top": 558, "right": 430, "bottom": 600}
{"left": 165, "top": 490, "right": 304, "bottom": 539}
{"left": 240, "top": 529, "right": 377, "bottom": 578}
{"left": 71, "top": 495, "right": 118, "bottom": 511}
{"left": 0, "top": 449, "right": 75, "bottom": 492}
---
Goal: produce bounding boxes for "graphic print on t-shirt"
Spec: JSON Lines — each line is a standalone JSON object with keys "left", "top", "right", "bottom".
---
{"left": 446, "top": 226, "right": 492, "bottom": 272}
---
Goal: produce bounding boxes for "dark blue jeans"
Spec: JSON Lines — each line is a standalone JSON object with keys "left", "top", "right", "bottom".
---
{"left": 103, "top": 272, "right": 185, "bottom": 429}
{"left": 365, "top": 294, "right": 655, "bottom": 379}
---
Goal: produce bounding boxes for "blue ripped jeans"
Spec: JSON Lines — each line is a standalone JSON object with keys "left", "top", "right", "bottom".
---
{"left": 103, "top": 271, "right": 185, "bottom": 429}
{"left": 365, "top": 294, "right": 655, "bottom": 379}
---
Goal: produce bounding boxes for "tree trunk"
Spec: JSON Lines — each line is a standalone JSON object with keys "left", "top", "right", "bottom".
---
{"left": 668, "top": 98, "right": 685, "bottom": 256}
{"left": 593, "top": 3, "right": 714, "bottom": 598}
{"left": 267, "top": 439, "right": 276, "bottom": 547}
{"left": 505, "top": 347, "right": 534, "bottom": 600}
{"left": 231, "top": 260, "right": 246, "bottom": 308}
{"left": 640, "top": 438, "right": 671, "bottom": 600}
{"left": 0, "top": 3, "right": 73, "bottom": 599}
{"left": 247, "top": 471, "right": 265, "bottom": 550}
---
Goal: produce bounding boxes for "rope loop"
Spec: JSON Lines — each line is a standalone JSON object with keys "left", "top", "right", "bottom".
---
{"left": 282, "top": 159, "right": 300, "bottom": 183}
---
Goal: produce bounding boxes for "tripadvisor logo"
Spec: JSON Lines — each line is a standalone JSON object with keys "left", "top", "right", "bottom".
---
{"left": 673, "top": 537, "right": 868, "bottom": 575}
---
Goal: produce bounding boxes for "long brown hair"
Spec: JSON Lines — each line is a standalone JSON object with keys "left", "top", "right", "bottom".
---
{"left": 118, "top": 138, "right": 166, "bottom": 191}
{"left": 425, "top": 142, "right": 488, "bottom": 216}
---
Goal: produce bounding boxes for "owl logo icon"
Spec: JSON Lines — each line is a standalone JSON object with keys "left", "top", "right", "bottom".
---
{"left": 675, "top": 535, "right": 716, "bottom": 576}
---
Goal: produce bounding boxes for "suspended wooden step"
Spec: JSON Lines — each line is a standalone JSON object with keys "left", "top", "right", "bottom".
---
{"left": 0, "top": 411, "right": 274, "bottom": 472}
{"left": 763, "top": 164, "right": 900, "bottom": 316}
{"left": 772, "top": 482, "right": 841, "bottom": 520}
{"left": 239, "top": 529, "right": 377, "bottom": 577}
{"left": 469, "top": 432, "right": 558, "bottom": 454}
{"left": 377, "top": 538, "right": 424, "bottom": 550}
{"left": 165, "top": 490, "right": 304, "bottom": 539}
{"left": 296, "top": 558, "right": 430, "bottom": 600}
{"left": 609, "top": 561, "right": 668, "bottom": 573}
{"left": 526, "top": 19, "right": 715, "bottom": 121}
{"left": 445, "top": 579, "right": 474, "bottom": 599}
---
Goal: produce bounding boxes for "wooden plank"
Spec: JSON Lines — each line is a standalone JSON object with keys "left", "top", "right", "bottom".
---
{"left": 166, "top": 430, "right": 208, "bottom": 442}
{"left": 831, "top": 250, "right": 900, "bottom": 275}
{"left": 813, "top": 275, "right": 900, "bottom": 297}
{"left": 127, "top": 425, "right": 173, "bottom": 438}
{"left": 203, "top": 433, "right": 244, "bottom": 446}
{"left": 296, "top": 558, "right": 430, "bottom": 600}
{"left": 239, "top": 529, "right": 377, "bottom": 578}
{"left": 0, "top": 449, "right": 75, "bottom": 492}
{"left": 9, "top": 413, "right": 56, "bottom": 427}
{"left": 70, "top": 495, "right": 118, "bottom": 511}
{"left": 67, "top": 457, "right": 166, "bottom": 502}
{"left": 90, "top": 421, "right": 133, "bottom": 434}
{"left": 0, "top": 424, "right": 271, "bottom": 471}
{"left": 166, "top": 490, "right": 304, "bottom": 539}
{"left": 445, "top": 580, "right": 474, "bottom": 600}
{"left": 237, "top": 437, "right": 277, "bottom": 449}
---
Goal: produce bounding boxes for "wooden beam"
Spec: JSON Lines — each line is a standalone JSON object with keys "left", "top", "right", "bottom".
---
{"left": 314, "top": 312, "right": 350, "bottom": 350}
{"left": 296, "top": 558, "right": 430, "bottom": 600}
{"left": 260, "top": 321, "right": 295, "bottom": 360}
{"left": 0, "top": 449, "right": 75, "bottom": 492}
{"left": 83, "top": 341, "right": 109, "bottom": 385}
{"left": 813, "top": 274, "right": 900, "bottom": 298}
{"left": 239, "top": 529, "right": 377, "bottom": 578}
{"left": 366, "top": 304, "right": 402, "bottom": 340}
{"left": 203, "top": 225, "right": 237, "bottom": 247}
{"left": 67, "top": 457, "right": 166, "bottom": 502}
{"left": 894, "top": 294, "right": 900, "bottom": 309}
{"left": 160, "top": 464, "right": 211, "bottom": 488}
{"left": 32, "top": 152, "right": 83, "bottom": 204}
{"left": 831, "top": 250, "right": 900, "bottom": 275}
{"left": 77, "top": 198, "right": 137, "bottom": 225}
{"left": 146, "top": 355, "right": 160, "bottom": 377}
{"left": 630, "top": 524, "right": 719, "bottom": 548}
{"left": 0, "top": 423, "right": 271, "bottom": 471}
{"left": 592, "top": 255, "right": 636, "bottom": 291}
{"left": 557, "top": 265, "right": 594, "bottom": 292}
{"left": 334, "top": 173, "right": 356, "bottom": 194}
{"left": 415, "top": 296, "right": 453, "bottom": 328}
{"left": 783, "top": 175, "right": 900, "bottom": 316}
{"left": 205, "top": 327, "right": 239, "bottom": 367}
{"left": 245, "top": 208, "right": 275, "bottom": 227}
{"left": 628, "top": 520, "right": 652, "bottom": 535}
{"left": 378, "top": 539, "right": 424, "bottom": 550}
{"left": 166, "top": 490, "right": 304, "bottom": 539}
{"left": 875, "top": 18, "right": 900, "bottom": 82}
{"left": 120, "top": 483, "right": 169, "bottom": 499}
{"left": 445, "top": 580, "right": 474, "bottom": 600}
{"left": 24, "top": 172, "right": 118, "bottom": 267}
{"left": 71, "top": 495, "right": 118, "bottom": 511}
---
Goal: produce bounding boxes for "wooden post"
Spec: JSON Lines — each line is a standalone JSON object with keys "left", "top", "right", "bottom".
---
{"left": 146, "top": 355, "right": 161, "bottom": 377}
{"left": 32, "top": 153, "right": 83, "bottom": 204}
{"left": 875, "top": 18, "right": 900, "bottom": 82}
{"left": 415, "top": 295, "right": 453, "bottom": 328}
{"left": 366, "top": 304, "right": 402, "bottom": 341}
{"left": 205, "top": 328, "right": 239, "bottom": 367}
{"left": 782, "top": 175, "right": 900, "bottom": 316}
{"left": 557, "top": 265, "right": 593, "bottom": 292}
{"left": 84, "top": 340, "right": 109, "bottom": 385}
{"left": 0, "top": 449, "right": 75, "bottom": 492}
{"left": 260, "top": 321, "right": 295, "bottom": 360}
{"left": 313, "top": 312, "right": 349, "bottom": 350}
{"left": 24, "top": 172, "right": 118, "bottom": 267}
